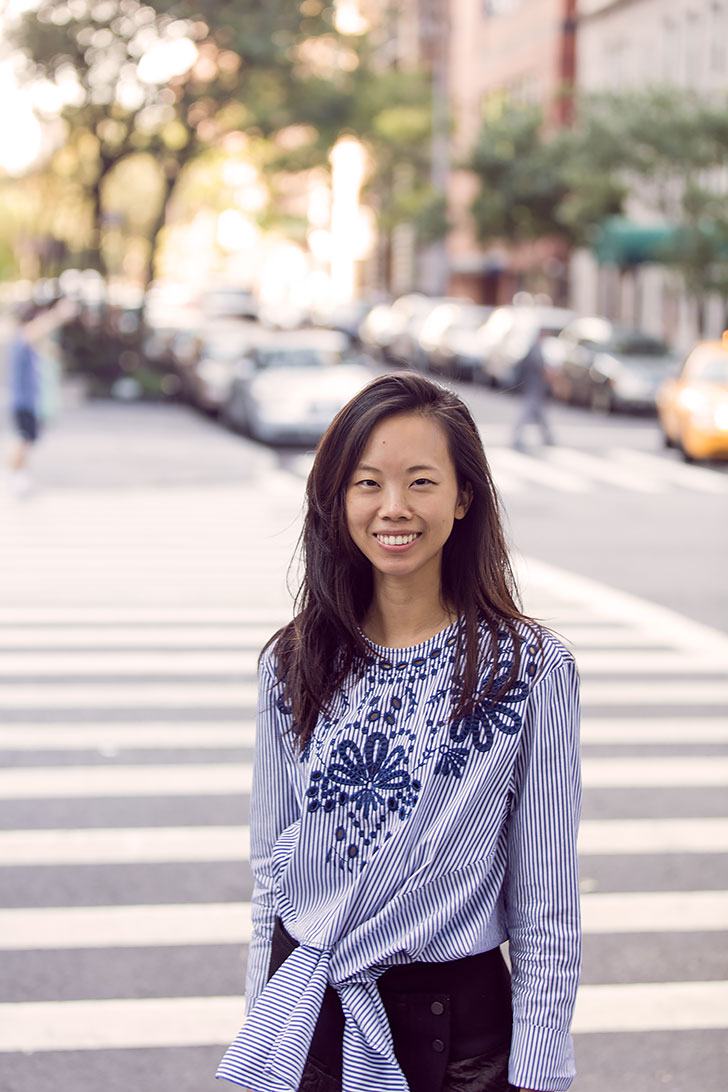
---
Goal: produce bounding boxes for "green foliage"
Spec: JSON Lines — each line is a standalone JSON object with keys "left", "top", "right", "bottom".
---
{"left": 468, "top": 87, "right": 728, "bottom": 304}
{"left": 7, "top": 0, "right": 341, "bottom": 280}
{"left": 468, "top": 100, "right": 622, "bottom": 248}
{"left": 574, "top": 88, "right": 728, "bottom": 299}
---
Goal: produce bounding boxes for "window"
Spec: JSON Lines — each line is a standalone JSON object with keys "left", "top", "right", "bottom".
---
{"left": 662, "top": 16, "right": 680, "bottom": 83}
{"left": 684, "top": 10, "right": 702, "bottom": 88}
{"left": 711, "top": 2, "right": 726, "bottom": 73}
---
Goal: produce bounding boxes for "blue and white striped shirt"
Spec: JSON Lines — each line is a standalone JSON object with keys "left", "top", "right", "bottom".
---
{"left": 217, "top": 618, "right": 582, "bottom": 1092}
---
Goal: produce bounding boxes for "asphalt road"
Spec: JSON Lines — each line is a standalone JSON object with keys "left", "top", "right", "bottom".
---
{"left": 0, "top": 346, "right": 727, "bottom": 1092}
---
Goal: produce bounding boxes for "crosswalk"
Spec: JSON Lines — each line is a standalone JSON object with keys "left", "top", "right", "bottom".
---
{"left": 286, "top": 443, "right": 728, "bottom": 496}
{"left": 1, "top": 481, "right": 727, "bottom": 1091}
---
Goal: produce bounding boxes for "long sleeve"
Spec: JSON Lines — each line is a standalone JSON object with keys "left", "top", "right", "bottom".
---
{"left": 505, "top": 656, "right": 582, "bottom": 1092}
{"left": 243, "top": 648, "right": 301, "bottom": 1015}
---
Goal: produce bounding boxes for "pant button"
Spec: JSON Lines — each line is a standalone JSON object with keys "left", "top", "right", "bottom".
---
{"left": 430, "top": 1000, "right": 445, "bottom": 1015}
{"left": 432, "top": 1038, "right": 445, "bottom": 1053}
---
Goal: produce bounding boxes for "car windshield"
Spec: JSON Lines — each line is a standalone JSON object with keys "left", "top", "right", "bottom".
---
{"left": 204, "top": 339, "right": 249, "bottom": 361}
{"left": 608, "top": 332, "right": 669, "bottom": 356}
{"left": 255, "top": 348, "right": 340, "bottom": 370}
{"left": 690, "top": 356, "right": 728, "bottom": 382}
{"left": 458, "top": 307, "right": 492, "bottom": 330}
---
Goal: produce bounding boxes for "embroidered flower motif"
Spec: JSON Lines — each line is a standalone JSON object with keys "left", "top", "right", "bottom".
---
{"left": 434, "top": 745, "right": 469, "bottom": 778}
{"left": 450, "top": 712, "right": 494, "bottom": 753}
{"left": 430, "top": 662, "right": 533, "bottom": 778}
{"left": 326, "top": 732, "right": 410, "bottom": 817}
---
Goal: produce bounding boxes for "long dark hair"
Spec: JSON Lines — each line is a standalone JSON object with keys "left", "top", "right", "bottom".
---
{"left": 265, "top": 371, "right": 540, "bottom": 751}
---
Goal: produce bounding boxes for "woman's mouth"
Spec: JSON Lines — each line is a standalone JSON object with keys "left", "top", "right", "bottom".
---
{"left": 373, "top": 532, "right": 422, "bottom": 553}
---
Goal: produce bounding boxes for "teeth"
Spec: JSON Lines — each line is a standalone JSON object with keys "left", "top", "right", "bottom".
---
{"left": 376, "top": 534, "right": 419, "bottom": 545}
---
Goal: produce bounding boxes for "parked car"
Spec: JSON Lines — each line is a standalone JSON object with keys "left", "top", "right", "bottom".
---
{"left": 388, "top": 296, "right": 465, "bottom": 368}
{"left": 656, "top": 337, "right": 728, "bottom": 461}
{"left": 200, "top": 286, "right": 258, "bottom": 322}
{"left": 483, "top": 306, "right": 576, "bottom": 388}
{"left": 257, "top": 298, "right": 308, "bottom": 331}
{"left": 549, "top": 317, "right": 679, "bottom": 413}
{"left": 222, "top": 330, "right": 376, "bottom": 443}
{"left": 310, "top": 298, "right": 380, "bottom": 342}
{"left": 418, "top": 302, "right": 492, "bottom": 379}
{"left": 359, "top": 294, "right": 430, "bottom": 360}
{"left": 187, "top": 326, "right": 264, "bottom": 414}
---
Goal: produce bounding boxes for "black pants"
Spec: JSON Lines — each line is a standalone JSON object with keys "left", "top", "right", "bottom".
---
{"left": 267, "top": 917, "right": 517, "bottom": 1092}
{"left": 14, "top": 408, "right": 40, "bottom": 443}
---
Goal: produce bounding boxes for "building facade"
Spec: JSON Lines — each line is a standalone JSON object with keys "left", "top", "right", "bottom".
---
{"left": 573, "top": 0, "right": 728, "bottom": 347}
{"left": 447, "top": 0, "right": 577, "bottom": 303}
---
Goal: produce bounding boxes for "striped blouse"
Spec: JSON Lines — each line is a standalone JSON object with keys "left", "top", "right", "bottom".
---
{"left": 217, "top": 618, "right": 582, "bottom": 1092}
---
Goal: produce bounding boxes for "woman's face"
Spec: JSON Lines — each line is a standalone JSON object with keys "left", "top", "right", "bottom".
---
{"left": 345, "top": 411, "right": 470, "bottom": 583}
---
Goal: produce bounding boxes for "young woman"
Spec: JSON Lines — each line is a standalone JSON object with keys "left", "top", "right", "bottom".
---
{"left": 218, "top": 372, "right": 581, "bottom": 1092}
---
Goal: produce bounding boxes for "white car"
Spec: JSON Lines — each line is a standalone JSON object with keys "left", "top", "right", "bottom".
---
{"left": 223, "top": 330, "right": 378, "bottom": 444}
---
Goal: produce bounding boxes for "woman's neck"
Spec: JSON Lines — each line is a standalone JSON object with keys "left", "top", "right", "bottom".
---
{"left": 362, "top": 577, "right": 456, "bottom": 649}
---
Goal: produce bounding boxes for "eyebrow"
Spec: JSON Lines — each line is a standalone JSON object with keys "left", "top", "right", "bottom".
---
{"left": 355, "top": 464, "right": 439, "bottom": 474}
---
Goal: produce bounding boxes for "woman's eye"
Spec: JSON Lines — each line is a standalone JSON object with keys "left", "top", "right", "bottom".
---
{"left": 413, "top": 478, "right": 435, "bottom": 486}
{"left": 356, "top": 479, "right": 379, "bottom": 487}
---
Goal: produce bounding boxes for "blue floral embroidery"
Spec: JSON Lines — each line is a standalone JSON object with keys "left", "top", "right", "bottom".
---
{"left": 302, "top": 622, "right": 538, "bottom": 871}
{"left": 315, "top": 732, "right": 411, "bottom": 818}
{"left": 434, "top": 746, "right": 469, "bottom": 778}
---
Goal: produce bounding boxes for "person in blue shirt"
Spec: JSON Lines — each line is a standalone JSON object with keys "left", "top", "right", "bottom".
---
{"left": 7, "top": 297, "right": 76, "bottom": 496}
{"left": 218, "top": 372, "right": 582, "bottom": 1092}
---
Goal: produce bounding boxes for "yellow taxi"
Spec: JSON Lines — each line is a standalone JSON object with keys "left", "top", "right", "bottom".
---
{"left": 657, "top": 335, "right": 728, "bottom": 461}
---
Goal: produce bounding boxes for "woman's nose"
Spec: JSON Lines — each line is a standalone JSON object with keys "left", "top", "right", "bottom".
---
{"left": 378, "top": 488, "right": 412, "bottom": 517}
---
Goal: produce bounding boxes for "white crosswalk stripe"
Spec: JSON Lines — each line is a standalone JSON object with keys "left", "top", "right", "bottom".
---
{"left": 1, "top": 647, "right": 725, "bottom": 677}
{"left": 3, "top": 981, "right": 728, "bottom": 1054}
{"left": 1, "top": 816, "right": 727, "bottom": 867}
{"left": 0, "top": 716, "right": 724, "bottom": 751}
{"left": 2, "top": 890, "right": 727, "bottom": 952}
{"left": 0, "top": 755, "right": 725, "bottom": 801}
{"left": 609, "top": 447, "right": 728, "bottom": 495}
{"left": 1, "top": 475, "right": 727, "bottom": 1082}
{"left": 543, "top": 446, "right": 666, "bottom": 493}
{"left": 0, "top": 764, "right": 253, "bottom": 799}
{"left": 287, "top": 444, "right": 728, "bottom": 496}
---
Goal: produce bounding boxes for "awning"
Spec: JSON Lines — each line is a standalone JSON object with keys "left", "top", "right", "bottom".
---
{"left": 592, "top": 216, "right": 678, "bottom": 266}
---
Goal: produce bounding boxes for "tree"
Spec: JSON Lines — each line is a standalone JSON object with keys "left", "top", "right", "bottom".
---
{"left": 8, "top": 0, "right": 337, "bottom": 285}
{"left": 467, "top": 88, "right": 728, "bottom": 326}
{"left": 467, "top": 99, "right": 623, "bottom": 250}
{"left": 571, "top": 89, "right": 728, "bottom": 329}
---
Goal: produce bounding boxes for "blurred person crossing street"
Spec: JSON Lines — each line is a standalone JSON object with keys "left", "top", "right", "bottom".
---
{"left": 6, "top": 297, "right": 76, "bottom": 498}
{"left": 512, "top": 330, "right": 554, "bottom": 453}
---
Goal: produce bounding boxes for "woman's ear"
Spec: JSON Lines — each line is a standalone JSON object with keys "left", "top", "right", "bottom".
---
{"left": 455, "top": 481, "right": 473, "bottom": 520}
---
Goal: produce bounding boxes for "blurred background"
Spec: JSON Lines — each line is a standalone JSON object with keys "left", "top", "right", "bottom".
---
{"left": 0, "top": 1, "right": 727, "bottom": 1090}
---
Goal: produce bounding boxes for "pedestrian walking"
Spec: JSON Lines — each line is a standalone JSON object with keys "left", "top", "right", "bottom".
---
{"left": 512, "top": 331, "right": 553, "bottom": 452}
{"left": 218, "top": 372, "right": 581, "bottom": 1092}
{"left": 7, "top": 296, "right": 76, "bottom": 497}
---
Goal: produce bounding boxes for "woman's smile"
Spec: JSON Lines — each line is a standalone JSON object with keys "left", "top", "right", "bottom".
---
{"left": 373, "top": 531, "right": 422, "bottom": 552}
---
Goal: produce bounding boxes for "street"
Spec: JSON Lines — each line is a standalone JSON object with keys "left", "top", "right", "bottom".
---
{"left": 0, "top": 379, "right": 727, "bottom": 1092}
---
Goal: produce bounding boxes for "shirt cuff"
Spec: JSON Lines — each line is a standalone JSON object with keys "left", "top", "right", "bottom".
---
{"left": 508, "top": 1020, "right": 575, "bottom": 1091}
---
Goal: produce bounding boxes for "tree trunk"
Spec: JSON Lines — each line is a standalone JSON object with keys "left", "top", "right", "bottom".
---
{"left": 87, "top": 155, "right": 116, "bottom": 277}
{"left": 139, "top": 155, "right": 195, "bottom": 326}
